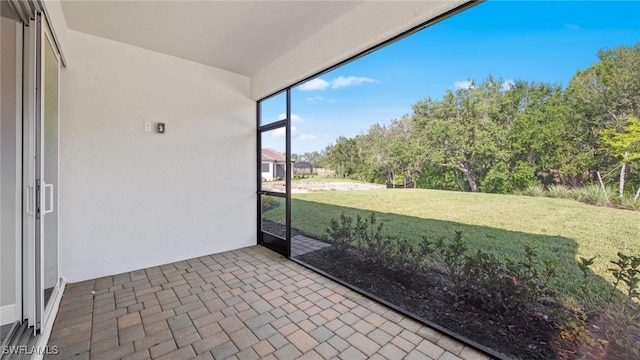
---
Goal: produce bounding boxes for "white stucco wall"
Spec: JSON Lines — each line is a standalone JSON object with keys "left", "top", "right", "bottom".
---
{"left": 250, "top": 0, "right": 473, "bottom": 99}
{"left": 60, "top": 30, "right": 255, "bottom": 283}
{"left": 262, "top": 162, "right": 273, "bottom": 181}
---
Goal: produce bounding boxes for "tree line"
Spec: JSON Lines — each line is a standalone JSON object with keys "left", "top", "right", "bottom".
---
{"left": 297, "top": 44, "right": 640, "bottom": 195}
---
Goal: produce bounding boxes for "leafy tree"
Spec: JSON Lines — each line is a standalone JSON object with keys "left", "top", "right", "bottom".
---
{"left": 324, "top": 136, "right": 360, "bottom": 179}
{"left": 356, "top": 124, "right": 393, "bottom": 183}
{"left": 299, "top": 151, "right": 325, "bottom": 167}
{"left": 357, "top": 116, "right": 425, "bottom": 184}
{"left": 317, "top": 44, "right": 639, "bottom": 195}
{"left": 505, "top": 81, "right": 585, "bottom": 188}
{"left": 412, "top": 76, "right": 510, "bottom": 192}
{"left": 387, "top": 116, "right": 427, "bottom": 183}
{"left": 567, "top": 44, "right": 640, "bottom": 174}
{"left": 600, "top": 117, "right": 640, "bottom": 197}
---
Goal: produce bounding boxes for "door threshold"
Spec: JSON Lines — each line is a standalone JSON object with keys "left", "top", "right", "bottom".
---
{"left": 0, "top": 322, "right": 38, "bottom": 360}
{"left": 32, "top": 281, "right": 65, "bottom": 360}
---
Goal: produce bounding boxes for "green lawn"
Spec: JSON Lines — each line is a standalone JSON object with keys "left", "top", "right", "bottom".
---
{"left": 265, "top": 188, "right": 640, "bottom": 306}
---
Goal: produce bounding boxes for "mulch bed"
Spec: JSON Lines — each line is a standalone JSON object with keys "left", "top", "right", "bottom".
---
{"left": 297, "top": 246, "right": 609, "bottom": 360}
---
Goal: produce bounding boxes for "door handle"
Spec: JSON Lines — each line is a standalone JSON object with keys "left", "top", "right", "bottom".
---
{"left": 27, "top": 185, "right": 35, "bottom": 215}
{"left": 44, "top": 183, "right": 54, "bottom": 214}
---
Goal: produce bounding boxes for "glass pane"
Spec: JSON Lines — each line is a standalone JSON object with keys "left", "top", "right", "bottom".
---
{"left": 259, "top": 91, "right": 286, "bottom": 126}
{"left": 261, "top": 195, "right": 286, "bottom": 238}
{"left": 260, "top": 128, "right": 287, "bottom": 193}
{"left": 285, "top": 2, "right": 640, "bottom": 358}
{"left": 0, "top": 4, "right": 21, "bottom": 343}
{"left": 43, "top": 34, "right": 59, "bottom": 306}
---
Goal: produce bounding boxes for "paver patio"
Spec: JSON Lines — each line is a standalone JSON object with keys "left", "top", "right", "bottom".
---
{"left": 291, "top": 236, "right": 331, "bottom": 258}
{"left": 45, "top": 246, "right": 491, "bottom": 360}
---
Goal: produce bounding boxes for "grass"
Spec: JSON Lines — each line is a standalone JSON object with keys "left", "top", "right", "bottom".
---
{"left": 264, "top": 188, "right": 640, "bottom": 306}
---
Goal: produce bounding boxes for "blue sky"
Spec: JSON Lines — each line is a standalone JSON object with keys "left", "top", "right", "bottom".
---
{"left": 262, "top": 1, "right": 640, "bottom": 155}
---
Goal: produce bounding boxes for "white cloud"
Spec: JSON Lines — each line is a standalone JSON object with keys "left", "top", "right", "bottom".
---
{"left": 501, "top": 80, "right": 515, "bottom": 91}
{"left": 454, "top": 80, "right": 473, "bottom": 90}
{"left": 331, "top": 76, "right": 378, "bottom": 89}
{"left": 298, "top": 76, "right": 378, "bottom": 91}
{"left": 298, "top": 134, "right": 317, "bottom": 141}
{"left": 305, "top": 96, "right": 324, "bottom": 102}
{"left": 272, "top": 126, "right": 297, "bottom": 137}
{"left": 278, "top": 113, "right": 302, "bottom": 122}
{"left": 298, "top": 78, "right": 330, "bottom": 91}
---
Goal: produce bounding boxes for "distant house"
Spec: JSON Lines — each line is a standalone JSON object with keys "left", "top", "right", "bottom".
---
{"left": 261, "top": 148, "right": 287, "bottom": 180}
{"left": 293, "top": 161, "right": 314, "bottom": 176}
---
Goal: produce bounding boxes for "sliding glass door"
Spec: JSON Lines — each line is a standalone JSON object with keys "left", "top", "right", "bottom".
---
{"left": 23, "top": 10, "right": 60, "bottom": 334}
{"left": 40, "top": 11, "right": 59, "bottom": 317}
{"left": 0, "top": 0, "right": 58, "bottom": 343}
{"left": 1, "top": 1, "right": 23, "bottom": 345}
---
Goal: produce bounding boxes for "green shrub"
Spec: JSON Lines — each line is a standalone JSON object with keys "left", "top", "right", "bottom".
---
{"left": 547, "top": 184, "right": 573, "bottom": 199}
{"left": 576, "top": 184, "right": 615, "bottom": 206}
{"left": 326, "top": 212, "right": 394, "bottom": 262}
{"left": 620, "top": 196, "right": 640, "bottom": 211}
{"left": 326, "top": 213, "right": 354, "bottom": 255}
{"left": 574, "top": 252, "right": 640, "bottom": 358}
{"left": 392, "top": 237, "right": 436, "bottom": 275}
{"left": 326, "top": 212, "right": 437, "bottom": 275}
{"left": 569, "top": 187, "right": 584, "bottom": 201}
{"left": 325, "top": 215, "right": 559, "bottom": 314}
{"left": 522, "top": 184, "right": 545, "bottom": 197}
{"left": 460, "top": 250, "right": 511, "bottom": 311}
{"left": 435, "top": 232, "right": 555, "bottom": 312}
{"left": 435, "top": 231, "right": 468, "bottom": 300}
{"left": 603, "top": 185, "right": 617, "bottom": 204}
{"left": 352, "top": 213, "right": 394, "bottom": 265}
{"left": 261, "top": 196, "right": 278, "bottom": 212}
{"left": 505, "top": 246, "right": 557, "bottom": 305}
{"left": 393, "top": 175, "right": 407, "bottom": 185}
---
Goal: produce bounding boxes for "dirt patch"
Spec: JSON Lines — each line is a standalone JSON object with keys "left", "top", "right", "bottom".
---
{"left": 262, "top": 180, "right": 385, "bottom": 193}
{"left": 297, "top": 246, "right": 610, "bottom": 360}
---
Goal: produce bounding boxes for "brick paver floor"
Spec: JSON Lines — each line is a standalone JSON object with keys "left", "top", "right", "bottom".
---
{"left": 46, "top": 246, "right": 491, "bottom": 360}
{"left": 291, "top": 236, "right": 331, "bottom": 258}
